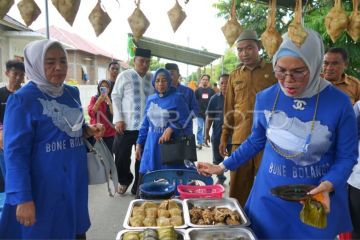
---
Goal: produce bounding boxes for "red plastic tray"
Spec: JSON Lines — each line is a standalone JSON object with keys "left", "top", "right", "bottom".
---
{"left": 177, "top": 184, "right": 225, "bottom": 199}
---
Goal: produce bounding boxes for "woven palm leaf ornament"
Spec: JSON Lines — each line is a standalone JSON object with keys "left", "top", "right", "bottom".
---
{"left": 221, "top": 0, "right": 243, "bottom": 47}
{"left": 128, "top": 0, "right": 150, "bottom": 42}
{"left": 168, "top": 0, "right": 187, "bottom": 33}
{"left": 261, "top": 0, "right": 283, "bottom": 58}
{"left": 17, "top": 0, "right": 41, "bottom": 26}
{"left": 0, "top": 0, "right": 14, "bottom": 19}
{"left": 89, "top": 0, "right": 111, "bottom": 37}
{"left": 288, "top": 0, "right": 308, "bottom": 47}
{"left": 347, "top": 0, "right": 360, "bottom": 42}
{"left": 325, "top": 0, "right": 349, "bottom": 43}
{"left": 52, "top": 0, "right": 81, "bottom": 26}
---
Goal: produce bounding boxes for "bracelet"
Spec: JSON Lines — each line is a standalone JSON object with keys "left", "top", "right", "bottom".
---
{"left": 219, "top": 162, "right": 229, "bottom": 173}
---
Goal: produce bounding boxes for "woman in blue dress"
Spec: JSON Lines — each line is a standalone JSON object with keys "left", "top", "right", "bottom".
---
{"left": 198, "top": 28, "right": 357, "bottom": 239}
{"left": 135, "top": 68, "right": 192, "bottom": 179}
{"left": 0, "top": 39, "right": 104, "bottom": 239}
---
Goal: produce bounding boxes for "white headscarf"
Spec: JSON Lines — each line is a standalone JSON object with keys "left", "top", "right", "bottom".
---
{"left": 272, "top": 28, "right": 331, "bottom": 98}
{"left": 24, "top": 39, "right": 67, "bottom": 97}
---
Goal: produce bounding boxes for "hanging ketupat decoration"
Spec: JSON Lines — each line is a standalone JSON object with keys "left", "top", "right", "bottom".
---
{"left": 288, "top": 0, "right": 308, "bottom": 47}
{"left": 89, "top": 0, "right": 111, "bottom": 37}
{"left": 17, "top": 0, "right": 41, "bottom": 27}
{"left": 167, "top": 0, "right": 187, "bottom": 33}
{"left": 52, "top": 0, "right": 81, "bottom": 26}
{"left": 128, "top": 0, "right": 150, "bottom": 42}
{"left": 347, "top": 0, "right": 360, "bottom": 42}
{"left": 0, "top": 0, "right": 14, "bottom": 19}
{"left": 221, "top": 0, "right": 243, "bottom": 47}
{"left": 325, "top": 0, "right": 349, "bottom": 43}
{"left": 260, "top": 0, "right": 282, "bottom": 58}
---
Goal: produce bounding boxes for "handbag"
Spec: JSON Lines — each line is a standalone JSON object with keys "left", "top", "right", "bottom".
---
{"left": 160, "top": 134, "right": 197, "bottom": 164}
{"left": 85, "top": 138, "right": 118, "bottom": 197}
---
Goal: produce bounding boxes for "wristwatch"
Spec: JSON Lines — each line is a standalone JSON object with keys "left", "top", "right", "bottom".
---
{"left": 219, "top": 162, "right": 229, "bottom": 173}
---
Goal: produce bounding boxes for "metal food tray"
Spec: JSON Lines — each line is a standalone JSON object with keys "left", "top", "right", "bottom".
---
{"left": 123, "top": 199, "right": 187, "bottom": 229}
{"left": 116, "top": 229, "right": 187, "bottom": 240}
{"left": 183, "top": 198, "right": 250, "bottom": 228}
{"left": 186, "top": 227, "right": 256, "bottom": 240}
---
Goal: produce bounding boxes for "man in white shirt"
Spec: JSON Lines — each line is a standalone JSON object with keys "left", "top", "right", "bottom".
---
{"left": 111, "top": 48, "right": 153, "bottom": 195}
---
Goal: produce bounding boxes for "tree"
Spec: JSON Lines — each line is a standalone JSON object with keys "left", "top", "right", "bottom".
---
{"left": 212, "top": 0, "right": 359, "bottom": 78}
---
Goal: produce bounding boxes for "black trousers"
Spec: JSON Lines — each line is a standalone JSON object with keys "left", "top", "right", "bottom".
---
{"left": 349, "top": 184, "right": 360, "bottom": 239}
{"left": 211, "top": 139, "right": 232, "bottom": 181}
{"left": 113, "top": 131, "right": 140, "bottom": 189}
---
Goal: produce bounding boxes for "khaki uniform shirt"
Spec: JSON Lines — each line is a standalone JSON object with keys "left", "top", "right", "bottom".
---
{"left": 221, "top": 60, "right": 277, "bottom": 145}
{"left": 331, "top": 74, "right": 360, "bottom": 105}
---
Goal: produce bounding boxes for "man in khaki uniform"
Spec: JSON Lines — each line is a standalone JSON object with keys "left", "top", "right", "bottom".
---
{"left": 322, "top": 47, "right": 360, "bottom": 105}
{"left": 220, "top": 29, "right": 277, "bottom": 207}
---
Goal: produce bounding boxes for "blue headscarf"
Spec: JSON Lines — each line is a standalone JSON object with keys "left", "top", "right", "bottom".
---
{"left": 151, "top": 68, "right": 176, "bottom": 97}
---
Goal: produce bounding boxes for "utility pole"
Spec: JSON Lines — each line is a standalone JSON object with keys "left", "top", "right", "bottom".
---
{"left": 45, "top": 0, "right": 50, "bottom": 39}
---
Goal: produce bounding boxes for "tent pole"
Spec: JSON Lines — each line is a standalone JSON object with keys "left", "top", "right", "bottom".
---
{"left": 45, "top": 0, "right": 50, "bottom": 39}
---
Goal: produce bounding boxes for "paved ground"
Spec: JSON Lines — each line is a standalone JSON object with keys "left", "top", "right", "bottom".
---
{"left": 86, "top": 143, "right": 230, "bottom": 239}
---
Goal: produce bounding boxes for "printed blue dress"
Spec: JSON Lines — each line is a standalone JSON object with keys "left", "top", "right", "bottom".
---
{"left": 0, "top": 82, "right": 90, "bottom": 238}
{"left": 137, "top": 91, "right": 192, "bottom": 174}
{"left": 224, "top": 84, "right": 357, "bottom": 239}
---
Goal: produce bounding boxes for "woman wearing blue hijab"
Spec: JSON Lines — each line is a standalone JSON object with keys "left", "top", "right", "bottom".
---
{"left": 198, "top": 29, "right": 357, "bottom": 239}
{"left": 135, "top": 68, "right": 191, "bottom": 184}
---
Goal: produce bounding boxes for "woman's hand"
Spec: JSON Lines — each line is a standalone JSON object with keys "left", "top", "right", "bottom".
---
{"left": 86, "top": 123, "right": 105, "bottom": 140}
{"left": 16, "top": 201, "right": 36, "bottom": 227}
{"left": 135, "top": 144, "right": 142, "bottom": 161}
{"left": 308, "top": 181, "right": 333, "bottom": 213}
{"left": 96, "top": 94, "right": 105, "bottom": 104}
{"left": 104, "top": 95, "right": 112, "bottom": 105}
{"left": 197, "top": 162, "right": 224, "bottom": 177}
{"left": 158, "top": 128, "right": 173, "bottom": 144}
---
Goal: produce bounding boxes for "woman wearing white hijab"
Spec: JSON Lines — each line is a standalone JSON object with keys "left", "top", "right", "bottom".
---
{"left": 198, "top": 29, "right": 357, "bottom": 239}
{"left": 0, "top": 39, "right": 104, "bottom": 239}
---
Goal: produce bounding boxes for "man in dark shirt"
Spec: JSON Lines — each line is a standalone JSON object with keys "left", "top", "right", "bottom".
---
{"left": 107, "top": 61, "right": 120, "bottom": 94}
{"left": 205, "top": 74, "right": 231, "bottom": 185}
{"left": 0, "top": 60, "right": 25, "bottom": 192}
{"left": 195, "top": 74, "right": 215, "bottom": 149}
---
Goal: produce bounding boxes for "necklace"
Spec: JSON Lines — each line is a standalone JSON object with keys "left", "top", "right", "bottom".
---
{"left": 267, "top": 83, "right": 320, "bottom": 159}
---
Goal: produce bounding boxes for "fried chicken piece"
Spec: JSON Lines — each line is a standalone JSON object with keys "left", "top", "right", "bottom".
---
{"left": 189, "top": 207, "right": 202, "bottom": 224}
{"left": 202, "top": 208, "right": 215, "bottom": 225}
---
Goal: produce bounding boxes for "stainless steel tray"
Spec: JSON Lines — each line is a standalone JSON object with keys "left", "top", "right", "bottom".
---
{"left": 183, "top": 198, "right": 250, "bottom": 228}
{"left": 123, "top": 199, "right": 187, "bottom": 229}
{"left": 116, "top": 229, "right": 187, "bottom": 240}
{"left": 186, "top": 227, "right": 256, "bottom": 240}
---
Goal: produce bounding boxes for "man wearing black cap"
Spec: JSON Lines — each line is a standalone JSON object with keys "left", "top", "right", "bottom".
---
{"left": 112, "top": 48, "right": 153, "bottom": 195}
{"left": 220, "top": 29, "right": 277, "bottom": 206}
{"left": 165, "top": 63, "right": 199, "bottom": 130}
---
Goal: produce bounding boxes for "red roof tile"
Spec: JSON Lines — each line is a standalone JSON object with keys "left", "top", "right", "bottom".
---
{"left": 37, "top": 25, "right": 118, "bottom": 60}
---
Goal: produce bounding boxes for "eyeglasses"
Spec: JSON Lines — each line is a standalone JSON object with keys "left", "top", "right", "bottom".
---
{"left": 274, "top": 69, "right": 308, "bottom": 81}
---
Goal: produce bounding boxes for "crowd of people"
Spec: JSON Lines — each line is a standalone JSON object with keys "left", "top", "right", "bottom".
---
{"left": 0, "top": 26, "right": 359, "bottom": 239}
